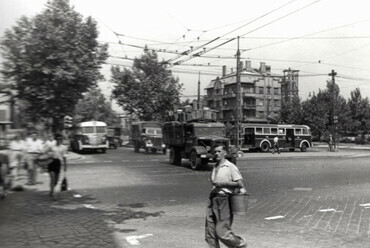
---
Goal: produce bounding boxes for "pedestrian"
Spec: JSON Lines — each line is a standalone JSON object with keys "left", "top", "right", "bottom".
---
{"left": 205, "top": 145, "right": 247, "bottom": 248}
{"left": 272, "top": 136, "right": 280, "bottom": 154}
{"left": 46, "top": 133, "right": 67, "bottom": 200}
{"left": 328, "top": 134, "right": 333, "bottom": 151}
{"left": 9, "top": 134, "right": 25, "bottom": 179}
{"left": 0, "top": 153, "right": 9, "bottom": 198}
{"left": 25, "top": 131, "right": 44, "bottom": 185}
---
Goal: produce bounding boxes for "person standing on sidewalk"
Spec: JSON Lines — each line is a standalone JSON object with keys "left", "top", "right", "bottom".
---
{"left": 25, "top": 131, "right": 44, "bottom": 185}
{"left": 47, "top": 134, "right": 67, "bottom": 199}
{"left": 205, "top": 145, "right": 247, "bottom": 248}
{"left": 272, "top": 136, "right": 280, "bottom": 154}
{"left": 9, "top": 135, "right": 25, "bottom": 179}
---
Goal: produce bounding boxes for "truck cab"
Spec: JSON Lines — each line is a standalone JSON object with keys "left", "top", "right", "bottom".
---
{"left": 163, "top": 121, "right": 236, "bottom": 170}
{"left": 131, "top": 121, "right": 166, "bottom": 154}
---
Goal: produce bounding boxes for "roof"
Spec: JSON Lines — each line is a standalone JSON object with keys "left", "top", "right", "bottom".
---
{"left": 204, "top": 68, "right": 283, "bottom": 89}
{"left": 77, "top": 121, "right": 107, "bottom": 127}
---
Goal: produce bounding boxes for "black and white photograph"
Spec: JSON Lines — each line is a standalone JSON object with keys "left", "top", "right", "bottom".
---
{"left": 1, "top": 0, "right": 370, "bottom": 247}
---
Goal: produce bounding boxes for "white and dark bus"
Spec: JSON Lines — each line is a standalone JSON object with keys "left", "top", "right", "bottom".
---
{"left": 241, "top": 123, "right": 312, "bottom": 152}
{"left": 70, "top": 121, "right": 109, "bottom": 153}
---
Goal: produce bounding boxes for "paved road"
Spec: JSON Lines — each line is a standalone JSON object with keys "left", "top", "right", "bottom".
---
{"left": 1, "top": 147, "right": 370, "bottom": 247}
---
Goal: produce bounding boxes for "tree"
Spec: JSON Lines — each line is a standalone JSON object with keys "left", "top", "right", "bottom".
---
{"left": 0, "top": 0, "right": 108, "bottom": 132}
{"left": 347, "top": 88, "right": 370, "bottom": 136}
{"left": 111, "top": 48, "right": 182, "bottom": 121}
{"left": 73, "top": 87, "right": 118, "bottom": 125}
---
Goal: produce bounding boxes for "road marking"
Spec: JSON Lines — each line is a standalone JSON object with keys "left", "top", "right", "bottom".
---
{"left": 293, "top": 187, "right": 312, "bottom": 191}
{"left": 359, "top": 203, "right": 370, "bottom": 207}
{"left": 318, "top": 208, "right": 336, "bottom": 212}
{"left": 265, "top": 215, "right": 285, "bottom": 220}
{"left": 83, "top": 204, "right": 96, "bottom": 209}
{"left": 125, "top": 234, "right": 153, "bottom": 245}
{"left": 73, "top": 194, "right": 82, "bottom": 198}
{"left": 103, "top": 160, "right": 113, "bottom": 163}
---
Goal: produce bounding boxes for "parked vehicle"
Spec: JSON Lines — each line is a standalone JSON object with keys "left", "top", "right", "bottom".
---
{"left": 70, "top": 121, "right": 108, "bottom": 153}
{"left": 107, "top": 126, "right": 124, "bottom": 147}
{"left": 131, "top": 121, "right": 166, "bottom": 154}
{"left": 241, "top": 123, "right": 312, "bottom": 152}
{"left": 162, "top": 121, "right": 237, "bottom": 170}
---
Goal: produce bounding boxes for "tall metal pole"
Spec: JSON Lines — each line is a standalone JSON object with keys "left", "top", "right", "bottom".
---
{"left": 197, "top": 71, "right": 201, "bottom": 109}
{"left": 329, "top": 69, "right": 337, "bottom": 150}
{"left": 236, "top": 36, "right": 241, "bottom": 148}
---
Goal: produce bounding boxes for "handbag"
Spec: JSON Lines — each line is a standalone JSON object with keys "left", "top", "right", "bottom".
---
{"left": 60, "top": 177, "right": 68, "bottom": 191}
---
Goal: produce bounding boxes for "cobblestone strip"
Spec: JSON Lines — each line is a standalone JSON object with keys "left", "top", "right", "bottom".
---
{"left": 289, "top": 194, "right": 315, "bottom": 221}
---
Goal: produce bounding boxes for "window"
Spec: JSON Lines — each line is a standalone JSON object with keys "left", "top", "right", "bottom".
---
{"left": 258, "top": 99, "right": 264, "bottom": 106}
{"left": 267, "top": 87, "right": 271, "bottom": 94}
{"left": 96, "top": 127, "right": 106, "bottom": 133}
{"left": 271, "top": 128, "right": 278, "bottom": 134}
{"left": 278, "top": 128, "right": 285, "bottom": 135}
{"left": 224, "top": 100, "right": 228, "bottom": 106}
{"left": 83, "top": 127, "right": 94, "bottom": 133}
{"left": 274, "top": 99, "right": 280, "bottom": 106}
{"left": 274, "top": 87, "right": 279, "bottom": 95}
{"left": 259, "top": 87, "right": 264, "bottom": 94}
{"left": 302, "top": 128, "right": 308, "bottom": 134}
{"left": 295, "top": 129, "right": 302, "bottom": 135}
{"left": 263, "top": 128, "right": 270, "bottom": 134}
{"left": 256, "top": 128, "right": 263, "bottom": 134}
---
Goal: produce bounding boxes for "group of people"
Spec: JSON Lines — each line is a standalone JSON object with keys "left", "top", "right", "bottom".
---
{"left": 1, "top": 131, "right": 68, "bottom": 199}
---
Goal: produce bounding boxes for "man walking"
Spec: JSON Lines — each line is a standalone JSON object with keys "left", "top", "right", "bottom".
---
{"left": 25, "top": 131, "right": 44, "bottom": 185}
{"left": 272, "top": 136, "right": 280, "bottom": 154}
{"left": 205, "top": 145, "right": 247, "bottom": 248}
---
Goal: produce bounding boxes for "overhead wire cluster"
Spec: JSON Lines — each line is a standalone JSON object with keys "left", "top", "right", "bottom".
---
{"left": 101, "top": 0, "right": 370, "bottom": 95}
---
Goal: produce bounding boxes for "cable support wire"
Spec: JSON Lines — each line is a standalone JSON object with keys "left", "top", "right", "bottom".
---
{"left": 240, "top": 0, "right": 322, "bottom": 47}
{"left": 242, "top": 18, "right": 370, "bottom": 52}
{"left": 166, "top": 0, "right": 299, "bottom": 66}
{"left": 337, "top": 75, "right": 370, "bottom": 82}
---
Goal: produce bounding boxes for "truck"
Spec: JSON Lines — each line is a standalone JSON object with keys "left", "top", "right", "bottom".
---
{"left": 131, "top": 121, "right": 166, "bottom": 154}
{"left": 162, "top": 121, "right": 237, "bottom": 170}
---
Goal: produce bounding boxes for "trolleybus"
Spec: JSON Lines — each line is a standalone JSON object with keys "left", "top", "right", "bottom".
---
{"left": 241, "top": 123, "right": 312, "bottom": 152}
{"left": 70, "top": 121, "right": 109, "bottom": 153}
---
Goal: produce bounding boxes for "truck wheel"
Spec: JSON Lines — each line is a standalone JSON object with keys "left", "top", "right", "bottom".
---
{"left": 260, "top": 142, "right": 270, "bottom": 152}
{"left": 190, "top": 150, "right": 202, "bottom": 170}
{"left": 169, "top": 147, "right": 181, "bottom": 165}
{"left": 134, "top": 142, "right": 139, "bottom": 153}
{"left": 300, "top": 142, "right": 308, "bottom": 152}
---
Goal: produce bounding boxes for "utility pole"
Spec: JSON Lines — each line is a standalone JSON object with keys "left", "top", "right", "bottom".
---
{"left": 329, "top": 69, "right": 337, "bottom": 151}
{"left": 197, "top": 71, "right": 201, "bottom": 109}
{"left": 235, "top": 36, "right": 241, "bottom": 148}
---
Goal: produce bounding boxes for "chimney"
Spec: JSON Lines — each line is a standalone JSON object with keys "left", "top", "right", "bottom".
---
{"left": 245, "top": 60, "right": 252, "bottom": 71}
{"left": 222, "top": 65, "right": 226, "bottom": 77}
{"left": 266, "top": 65, "right": 271, "bottom": 73}
{"left": 260, "top": 62, "right": 266, "bottom": 73}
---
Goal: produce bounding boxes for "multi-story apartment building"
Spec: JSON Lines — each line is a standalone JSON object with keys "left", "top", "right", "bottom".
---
{"left": 205, "top": 61, "right": 283, "bottom": 123}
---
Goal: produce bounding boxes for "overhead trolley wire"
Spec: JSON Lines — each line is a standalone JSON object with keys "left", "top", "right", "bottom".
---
{"left": 166, "top": 0, "right": 299, "bottom": 66}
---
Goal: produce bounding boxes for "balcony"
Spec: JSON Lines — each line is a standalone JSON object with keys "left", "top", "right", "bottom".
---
{"left": 242, "top": 104, "right": 257, "bottom": 109}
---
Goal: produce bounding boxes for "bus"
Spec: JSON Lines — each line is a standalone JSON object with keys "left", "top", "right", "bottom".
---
{"left": 241, "top": 123, "right": 312, "bottom": 152}
{"left": 70, "top": 121, "right": 109, "bottom": 153}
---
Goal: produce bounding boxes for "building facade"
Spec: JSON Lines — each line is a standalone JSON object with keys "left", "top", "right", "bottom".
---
{"left": 205, "top": 61, "right": 283, "bottom": 123}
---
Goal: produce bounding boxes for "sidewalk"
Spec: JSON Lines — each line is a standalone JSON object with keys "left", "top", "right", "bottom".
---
{"left": 0, "top": 152, "right": 124, "bottom": 248}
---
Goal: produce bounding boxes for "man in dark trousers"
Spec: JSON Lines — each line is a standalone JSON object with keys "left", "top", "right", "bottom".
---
{"left": 205, "top": 145, "right": 247, "bottom": 248}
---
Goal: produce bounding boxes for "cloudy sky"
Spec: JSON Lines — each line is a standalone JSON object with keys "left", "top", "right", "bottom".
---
{"left": 1, "top": 0, "right": 370, "bottom": 106}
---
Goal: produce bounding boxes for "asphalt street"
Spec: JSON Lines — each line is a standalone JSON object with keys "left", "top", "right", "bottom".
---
{"left": 1, "top": 146, "right": 370, "bottom": 248}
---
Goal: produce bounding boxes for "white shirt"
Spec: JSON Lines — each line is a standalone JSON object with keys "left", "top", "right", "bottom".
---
{"left": 26, "top": 138, "right": 44, "bottom": 153}
{"left": 211, "top": 159, "right": 243, "bottom": 194}
{"left": 51, "top": 144, "right": 67, "bottom": 161}
{"left": 273, "top": 136, "right": 279, "bottom": 144}
{"left": 10, "top": 140, "right": 25, "bottom": 151}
